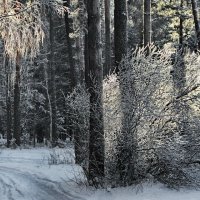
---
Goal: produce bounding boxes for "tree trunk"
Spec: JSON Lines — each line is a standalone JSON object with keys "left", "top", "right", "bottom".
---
{"left": 179, "top": 0, "right": 184, "bottom": 48}
{"left": 3, "top": 0, "right": 12, "bottom": 148}
{"left": 78, "top": 0, "right": 86, "bottom": 84}
{"left": 143, "top": 0, "right": 152, "bottom": 47}
{"left": 191, "top": 0, "right": 200, "bottom": 50}
{"left": 49, "top": 9, "right": 57, "bottom": 146}
{"left": 73, "top": 0, "right": 87, "bottom": 165}
{"left": 86, "top": 0, "right": 105, "bottom": 186}
{"left": 64, "top": 0, "right": 76, "bottom": 90}
{"left": 114, "top": 0, "right": 127, "bottom": 74}
{"left": 64, "top": 0, "right": 76, "bottom": 142}
{"left": 84, "top": 0, "right": 89, "bottom": 87}
{"left": 13, "top": 51, "right": 21, "bottom": 146}
{"left": 104, "top": 0, "right": 111, "bottom": 76}
{"left": 5, "top": 55, "right": 12, "bottom": 148}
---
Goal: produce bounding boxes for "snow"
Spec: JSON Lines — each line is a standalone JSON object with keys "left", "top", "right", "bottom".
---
{"left": 0, "top": 147, "right": 84, "bottom": 200}
{"left": 86, "top": 184, "right": 200, "bottom": 200}
{"left": 1, "top": 147, "right": 200, "bottom": 200}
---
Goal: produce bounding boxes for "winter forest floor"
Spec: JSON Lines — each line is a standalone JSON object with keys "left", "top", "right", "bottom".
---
{"left": 0, "top": 146, "right": 200, "bottom": 200}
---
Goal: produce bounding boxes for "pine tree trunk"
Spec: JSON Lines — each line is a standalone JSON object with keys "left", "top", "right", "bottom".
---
{"left": 78, "top": 0, "right": 86, "bottom": 84}
{"left": 179, "top": 0, "right": 184, "bottom": 47}
{"left": 73, "top": 0, "right": 87, "bottom": 165}
{"left": 143, "top": 0, "right": 151, "bottom": 47}
{"left": 114, "top": 0, "right": 127, "bottom": 74}
{"left": 64, "top": 0, "right": 76, "bottom": 90}
{"left": 86, "top": 0, "right": 105, "bottom": 186}
{"left": 84, "top": 0, "right": 89, "bottom": 87}
{"left": 64, "top": 0, "right": 76, "bottom": 142}
{"left": 13, "top": 51, "right": 21, "bottom": 146}
{"left": 49, "top": 10, "right": 57, "bottom": 146}
{"left": 3, "top": 0, "right": 12, "bottom": 148}
{"left": 191, "top": 0, "right": 200, "bottom": 49}
{"left": 5, "top": 55, "right": 12, "bottom": 148}
{"left": 104, "top": 0, "right": 111, "bottom": 76}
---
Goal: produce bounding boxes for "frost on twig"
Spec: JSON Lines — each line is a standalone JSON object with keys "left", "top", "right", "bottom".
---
{"left": 0, "top": 0, "right": 66, "bottom": 62}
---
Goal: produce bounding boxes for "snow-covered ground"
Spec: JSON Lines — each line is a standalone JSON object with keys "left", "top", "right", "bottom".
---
{"left": 0, "top": 147, "right": 84, "bottom": 200}
{"left": 0, "top": 147, "right": 200, "bottom": 200}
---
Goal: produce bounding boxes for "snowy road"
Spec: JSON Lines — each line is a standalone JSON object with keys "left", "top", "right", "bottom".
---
{"left": 0, "top": 166, "right": 83, "bottom": 200}
{"left": 1, "top": 148, "right": 200, "bottom": 200}
{"left": 0, "top": 148, "right": 84, "bottom": 200}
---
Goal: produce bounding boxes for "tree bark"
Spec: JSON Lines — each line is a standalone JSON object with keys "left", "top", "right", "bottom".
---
{"left": 104, "top": 0, "right": 111, "bottom": 76}
{"left": 3, "top": 0, "right": 12, "bottom": 148}
{"left": 84, "top": 0, "right": 89, "bottom": 87}
{"left": 64, "top": 0, "right": 76, "bottom": 143}
{"left": 114, "top": 0, "right": 127, "bottom": 74}
{"left": 191, "top": 0, "right": 200, "bottom": 50}
{"left": 143, "top": 0, "right": 152, "bottom": 47}
{"left": 48, "top": 9, "right": 57, "bottom": 146}
{"left": 13, "top": 51, "right": 21, "bottom": 146}
{"left": 5, "top": 55, "right": 12, "bottom": 148}
{"left": 78, "top": 0, "right": 86, "bottom": 84}
{"left": 86, "top": 0, "right": 105, "bottom": 186}
{"left": 64, "top": 0, "right": 76, "bottom": 90}
{"left": 179, "top": 0, "right": 184, "bottom": 48}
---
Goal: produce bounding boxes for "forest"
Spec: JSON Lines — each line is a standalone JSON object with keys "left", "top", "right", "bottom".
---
{"left": 0, "top": 0, "right": 200, "bottom": 199}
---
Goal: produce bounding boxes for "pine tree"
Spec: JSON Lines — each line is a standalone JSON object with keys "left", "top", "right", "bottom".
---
{"left": 86, "top": 0, "right": 105, "bottom": 186}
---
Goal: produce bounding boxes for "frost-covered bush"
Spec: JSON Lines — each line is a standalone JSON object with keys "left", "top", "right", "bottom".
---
{"left": 0, "top": 0, "right": 65, "bottom": 62}
{"left": 64, "top": 85, "right": 89, "bottom": 167}
{"left": 63, "top": 46, "right": 200, "bottom": 188}
{"left": 104, "top": 46, "right": 200, "bottom": 188}
{"left": 47, "top": 148, "right": 74, "bottom": 165}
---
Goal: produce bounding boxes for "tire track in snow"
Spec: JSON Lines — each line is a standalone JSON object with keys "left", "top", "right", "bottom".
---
{"left": 0, "top": 166, "right": 84, "bottom": 200}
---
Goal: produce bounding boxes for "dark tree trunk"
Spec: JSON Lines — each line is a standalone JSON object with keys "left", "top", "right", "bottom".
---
{"left": 5, "top": 55, "right": 12, "bottom": 148}
{"left": 84, "top": 0, "right": 89, "bottom": 87}
{"left": 77, "top": 0, "right": 86, "bottom": 85}
{"left": 64, "top": 0, "right": 76, "bottom": 90}
{"left": 49, "top": 10, "right": 57, "bottom": 146}
{"left": 86, "top": 0, "right": 105, "bottom": 186}
{"left": 64, "top": 0, "right": 85, "bottom": 164}
{"left": 73, "top": 0, "right": 88, "bottom": 165}
{"left": 143, "top": 0, "right": 152, "bottom": 47}
{"left": 114, "top": 0, "right": 127, "bottom": 74}
{"left": 64, "top": 0, "right": 76, "bottom": 143}
{"left": 191, "top": 0, "right": 200, "bottom": 50}
{"left": 13, "top": 51, "right": 21, "bottom": 146}
{"left": 179, "top": 0, "right": 184, "bottom": 48}
{"left": 104, "top": 0, "right": 111, "bottom": 76}
{"left": 3, "top": 0, "right": 12, "bottom": 148}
